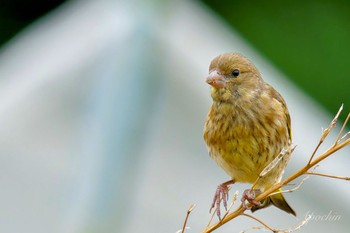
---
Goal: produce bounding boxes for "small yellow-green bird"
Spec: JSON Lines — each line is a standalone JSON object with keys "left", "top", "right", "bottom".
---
{"left": 203, "top": 53, "right": 295, "bottom": 219}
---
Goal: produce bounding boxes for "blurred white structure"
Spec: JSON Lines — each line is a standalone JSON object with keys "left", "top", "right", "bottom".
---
{"left": 0, "top": 0, "right": 348, "bottom": 232}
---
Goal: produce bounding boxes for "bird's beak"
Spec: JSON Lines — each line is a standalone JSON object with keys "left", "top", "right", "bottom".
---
{"left": 206, "top": 71, "right": 226, "bottom": 88}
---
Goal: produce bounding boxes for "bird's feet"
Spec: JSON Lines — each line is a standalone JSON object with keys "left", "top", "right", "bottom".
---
{"left": 241, "top": 189, "right": 262, "bottom": 210}
{"left": 210, "top": 180, "right": 235, "bottom": 220}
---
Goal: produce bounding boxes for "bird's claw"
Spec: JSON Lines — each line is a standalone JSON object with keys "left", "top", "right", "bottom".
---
{"left": 210, "top": 180, "right": 234, "bottom": 220}
{"left": 241, "top": 189, "right": 262, "bottom": 210}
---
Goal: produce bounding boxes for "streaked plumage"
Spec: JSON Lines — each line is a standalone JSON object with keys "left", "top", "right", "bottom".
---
{"left": 204, "top": 53, "right": 295, "bottom": 217}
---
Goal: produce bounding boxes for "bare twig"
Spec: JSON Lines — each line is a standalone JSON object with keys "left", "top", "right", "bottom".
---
{"left": 279, "top": 214, "right": 311, "bottom": 233}
{"left": 206, "top": 206, "right": 217, "bottom": 228}
{"left": 240, "top": 226, "right": 266, "bottom": 233}
{"left": 240, "top": 214, "right": 311, "bottom": 233}
{"left": 241, "top": 213, "right": 277, "bottom": 232}
{"left": 307, "top": 141, "right": 323, "bottom": 166}
{"left": 339, "top": 131, "right": 350, "bottom": 142}
{"left": 305, "top": 172, "right": 350, "bottom": 181}
{"left": 221, "top": 191, "right": 239, "bottom": 220}
{"left": 179, "top": 204, "right": 195, "bottom": 233}
{"left": 308, "top": 104, "right": 343, "bottom": 165}
{"left": 207, "top": 207, "right": 217, "bottom": 228}
{"left": 334, "top": 110, "right": 350, "bottom": 145}
{"left": 269, "top": 175, "right": 309, "bottom": 196}
{"left": 202, "top": 105, "right": 350, "bottom": 233}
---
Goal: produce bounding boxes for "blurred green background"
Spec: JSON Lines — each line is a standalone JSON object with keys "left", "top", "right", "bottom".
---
{"left": 0, "top": 0, "right": 67, "bottom": 45}
{"left": 2, "top": 1, "right": 349, "bottom": 115}
{"left": 1, "top": 1, "right": 349, "bottom": 233}
{"left": 202, "top": 0, "right": 350, "bottom": 116}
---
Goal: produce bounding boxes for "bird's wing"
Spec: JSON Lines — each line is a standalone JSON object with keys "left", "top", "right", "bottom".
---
{"left": 266, "top": 84, "right": 292, "bottom": 141}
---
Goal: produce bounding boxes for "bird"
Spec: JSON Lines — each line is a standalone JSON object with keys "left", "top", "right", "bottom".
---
{"left": 203, "top": 53, "right": 296, "bottom": 219}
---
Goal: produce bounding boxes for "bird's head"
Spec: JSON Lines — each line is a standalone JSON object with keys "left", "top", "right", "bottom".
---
{"left": 206, "top": 53, "right": 263, "bottom": 103}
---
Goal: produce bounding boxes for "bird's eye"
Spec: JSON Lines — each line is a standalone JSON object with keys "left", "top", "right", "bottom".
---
{"left": 232, "top": 69, "right": 240, "bottom": 77}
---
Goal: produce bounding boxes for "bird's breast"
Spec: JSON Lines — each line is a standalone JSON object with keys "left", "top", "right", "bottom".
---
{"left": 204, "top": 100, "right": 289, "bottom": 184}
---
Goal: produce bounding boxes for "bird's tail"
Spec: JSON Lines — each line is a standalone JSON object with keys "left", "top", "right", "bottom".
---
{"left": 251, "top": 188, "right": 296, "bottom": 216}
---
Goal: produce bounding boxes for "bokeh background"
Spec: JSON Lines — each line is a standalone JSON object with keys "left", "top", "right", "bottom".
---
{"left": 0, "top": 0, "right": 349, "bottom": 232}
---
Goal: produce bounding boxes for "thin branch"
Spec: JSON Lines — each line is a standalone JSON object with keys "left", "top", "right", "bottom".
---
{"left": 202, "top": 105, "right": 350, "bottom": 233}
{"left": 269, "top": 175, "right": 309, "bottom": 196}
{"left": 279, "top": 215, "right": 311, "bottom": 233}
{"left": 308, "top": 104, "right": 343, "bottom": 164}
{"left": 324, "top": 103, "right": 343, "bottom": 139}
{"left": 339, "top": 131, "right": 350, "bottom": 142}
{"left": 203, "top": 205, "right": 245, "bottom": 232}
{"left": 256, "top": 137, "right": 350, "bottom": 205}
{"left": 241, "top": 213, "right": 277, "bottom": 232}
{"left": 334, "top": 111, "right": 350, "bottom": 145}
{"left": 179, "top": 204, "right": 195, "bottom": 233}
{"left": 269, "top": 165, "right": 319, "bottom": 196}
{"left": 307, "top": 141, "right": 323, "bottom": 166}
{"left": 305, "top": 172, "right": 350, "bottom": 181}
{"left": 222, "top": 191, "right": 239, "bottom": 220}
{"left": 206, "top": 206, "right": 216, "bottom": 228}
{"left": 240, "top": 213, "right": 311, "bottom": 233}
{"left": 240, "top": 226, "right": 266, "bottom": 233}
